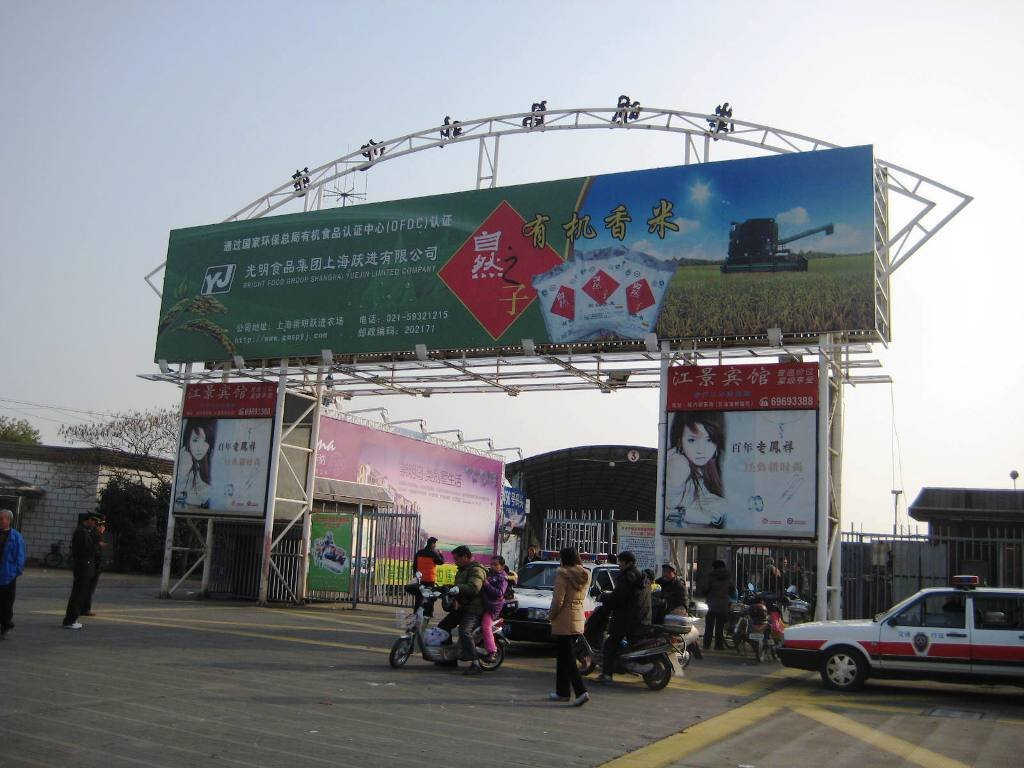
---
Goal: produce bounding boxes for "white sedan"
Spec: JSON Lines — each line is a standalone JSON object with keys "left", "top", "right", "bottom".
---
{"left": 778, "top": 576, "right": 1024, "bottom": 690}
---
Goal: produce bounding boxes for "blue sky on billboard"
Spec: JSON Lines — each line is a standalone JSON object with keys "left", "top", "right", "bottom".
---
{"left": 1, "top": 2, "right": 1020, "bottom": 536}
{"left": 581, "top": 146, "right": 874, "bottom": 262}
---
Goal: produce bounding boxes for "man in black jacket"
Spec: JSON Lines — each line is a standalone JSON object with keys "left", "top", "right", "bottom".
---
{"left": 655, "top": 563, "right": 688, "bottom": 615}
{"left": 62, "top": 513, "right": 99, "bottom": 630}
{"left": 597, "top": 551, "right": 651, "bottom": 683}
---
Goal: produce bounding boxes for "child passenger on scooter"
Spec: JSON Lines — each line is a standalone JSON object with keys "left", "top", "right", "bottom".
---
{"left": 480, "top": 556, "right": 509, "bottom": 663}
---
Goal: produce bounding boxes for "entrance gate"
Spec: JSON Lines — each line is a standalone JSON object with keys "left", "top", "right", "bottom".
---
{"left": 543, "top": 510, "right": 616, "bottom": 556}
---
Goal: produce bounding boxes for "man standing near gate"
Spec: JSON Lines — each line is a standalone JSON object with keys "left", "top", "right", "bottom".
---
{"left": 62, "top": 512, "right": 100, "bottom": 630}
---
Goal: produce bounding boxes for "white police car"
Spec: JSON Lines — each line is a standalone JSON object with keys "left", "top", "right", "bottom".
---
{"left": 505, "top": 560, "right": 619, "bottom": 642}
{"left": 779, "top": 576, "right": 1024, "bottom": 690}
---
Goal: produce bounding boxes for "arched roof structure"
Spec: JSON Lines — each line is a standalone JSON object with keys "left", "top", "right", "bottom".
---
{"left": 505, "top": 444, "right": 659, "bottom": 522}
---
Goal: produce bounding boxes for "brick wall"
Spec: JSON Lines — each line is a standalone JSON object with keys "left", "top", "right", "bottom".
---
{"left": 0, "top": 455, "right": 101, "bottom": 561}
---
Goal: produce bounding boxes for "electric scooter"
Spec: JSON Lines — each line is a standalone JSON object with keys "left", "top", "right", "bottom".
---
{"left": 388, "top": 580, "right": 507, "bottom": 671}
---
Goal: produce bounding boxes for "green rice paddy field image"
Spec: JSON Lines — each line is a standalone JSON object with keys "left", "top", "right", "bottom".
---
{"left": 657, "top": 253, "right": 876, "bottom": 339}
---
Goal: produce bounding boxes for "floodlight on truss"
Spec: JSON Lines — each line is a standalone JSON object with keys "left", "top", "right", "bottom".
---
{"left": 424, "top": 428, "right": 464, "bottom": 442}
{"left": 492, "top": 447, "right": 524, "bottom": 461}
{"left": 461, "top": 437, "right": 495, "bottom": 451}
{"left": 388, "top": 418, "right": 426, "bottom": 432}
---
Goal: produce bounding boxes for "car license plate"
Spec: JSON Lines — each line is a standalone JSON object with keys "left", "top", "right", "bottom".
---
{"left": 748, "top": 632, "right": 763, "bottom": 641}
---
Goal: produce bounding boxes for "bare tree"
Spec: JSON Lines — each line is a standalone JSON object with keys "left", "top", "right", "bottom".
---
{"left": 60, "top": 408, "right": 178, "bottom": 459}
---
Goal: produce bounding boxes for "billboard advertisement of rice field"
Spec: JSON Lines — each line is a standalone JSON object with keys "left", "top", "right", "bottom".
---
{"left": 661, "top": 363, "right": 819, "bottom": 540}
{"left": 155, "top": 146, "right": 878, "bottom": 362}
{"left": 315, "top": 417, "right": 502, "bottom": 579}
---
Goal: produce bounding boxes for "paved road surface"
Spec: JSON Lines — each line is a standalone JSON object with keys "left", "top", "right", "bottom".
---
{"left": 3, "top": 569, "right": 1021, "bottom": 767}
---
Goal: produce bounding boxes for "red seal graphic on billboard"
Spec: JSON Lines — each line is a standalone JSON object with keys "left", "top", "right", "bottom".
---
{"left": 440, "top": 201, "right": 564, "bottom": 340}
{"left": 625, "top": 278, "right": 656, "bottom": 314}
{"left": 551, "top": 285, "right": 575, "bottom": 320}
{"left": 582, "top": 269, "right": 619, "bottom": 305}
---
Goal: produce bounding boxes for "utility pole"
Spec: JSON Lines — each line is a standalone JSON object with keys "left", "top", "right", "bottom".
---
{"left": 891, "top": 489, "right": 902, "bottom": 536}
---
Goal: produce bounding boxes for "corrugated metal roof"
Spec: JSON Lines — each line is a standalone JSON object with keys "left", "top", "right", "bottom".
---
{"left": 909, "top": 487, "right": 1024, "bottom": 522}
{"left": 505, "top": 445, "right": 657, "bottom": 519}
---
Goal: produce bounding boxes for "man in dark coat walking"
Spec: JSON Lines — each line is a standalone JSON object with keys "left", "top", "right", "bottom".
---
{"left": 62, "top": 513, "right": 100, "bottom": 630}
{"left": 700, "top": 559, "right": 735, "bottom": 650}
{"left": 597, "top": 551, "right": 651, "bottom": 683}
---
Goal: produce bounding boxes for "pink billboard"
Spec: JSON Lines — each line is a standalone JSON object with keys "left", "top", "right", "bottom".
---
{"left": 316, "top": 416, "right": 503, "bottom": 559}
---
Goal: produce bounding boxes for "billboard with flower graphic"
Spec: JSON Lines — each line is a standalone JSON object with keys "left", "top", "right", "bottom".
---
{"left": 155, "top": 146, "right": 877, "bottom": 362}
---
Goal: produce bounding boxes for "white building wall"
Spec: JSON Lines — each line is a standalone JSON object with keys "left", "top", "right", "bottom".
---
{"left": 0, "top": 455, "right": 101, "bottom": 561}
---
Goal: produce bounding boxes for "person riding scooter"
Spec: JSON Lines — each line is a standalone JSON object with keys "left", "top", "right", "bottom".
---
{"left": 596, "top": 551, "right": 651, "bottom": 684}
{"left": 437, "top": 545, "right": 488, "bottom": 675}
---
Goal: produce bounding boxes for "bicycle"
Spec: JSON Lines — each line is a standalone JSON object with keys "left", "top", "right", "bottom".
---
{"left": 43, "top": 541, "right": 70, "bottom": 568}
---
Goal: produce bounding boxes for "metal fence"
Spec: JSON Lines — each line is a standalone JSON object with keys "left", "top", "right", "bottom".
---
{"left": 542, "top": 510, "right": 616, "bottom": 557}
{"left": 208, "top": 521, "right": 303, "bottom": 602}
{"left": 306, "top": 504, "right": 419, "bottom": 607}
{"left": 841, "top": 530, "right": 1024, "bottom": 619}
{"left": 206, "top": 506, "right": 419, "bottom": 606}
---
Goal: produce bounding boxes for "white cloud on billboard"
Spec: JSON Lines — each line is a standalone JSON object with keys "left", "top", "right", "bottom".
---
{"left": 777, "top": 206, "right": 810, "bottom": 227}
{"left": 672, "top": 217, "right": 701, "bottom": 234}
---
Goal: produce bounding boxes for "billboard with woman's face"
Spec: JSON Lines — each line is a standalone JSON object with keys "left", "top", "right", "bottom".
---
{"left": 662, "top": 363, "right": 818, "bottom": 539}
{"left": 173, "top": 383, "right": 276, "bottom": 518}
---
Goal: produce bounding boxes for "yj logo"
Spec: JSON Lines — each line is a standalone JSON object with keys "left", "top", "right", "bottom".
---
{"left": 201, "top": 264, "right": 236, "bottom": 295}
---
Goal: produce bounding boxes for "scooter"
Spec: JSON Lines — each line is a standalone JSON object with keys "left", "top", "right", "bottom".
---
{"left": 574, "top": 601, "right": 684, "bottom": 690}
{"left": 388, "top": 580, "right": 508, "bottom": 671}
{"left": 745, "top": 591, "right": 783, "bottom": 663}
{"left": 784, "top": 586, "right": 812, "bottom": 624}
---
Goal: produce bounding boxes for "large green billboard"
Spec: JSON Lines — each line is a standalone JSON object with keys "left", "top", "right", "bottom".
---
{"left": 156, "top": 146, "right": 877, "bottom": 362}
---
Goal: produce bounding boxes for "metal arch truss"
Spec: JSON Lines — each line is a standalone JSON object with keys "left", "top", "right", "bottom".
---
{"left": 144, "top": 105, "right": 970, "bottom": 298}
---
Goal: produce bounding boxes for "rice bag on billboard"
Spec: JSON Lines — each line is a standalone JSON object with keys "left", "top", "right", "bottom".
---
{"left": 574, "top": 249, "right": 630, "bottom": 338}
{"left": 532, "top": 260, "right": 592, "bottom": 343}
{"left": 607, "top": 252, "right": 679, "bottom": 339}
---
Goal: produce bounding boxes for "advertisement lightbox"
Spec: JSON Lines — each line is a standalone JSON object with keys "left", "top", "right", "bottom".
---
{"left": 662, "top": 363, "right": 818, "bottom": 540}
{"left": 173, "top": 383, "right": 276, "bottom": 518}
{"left": 155, "top": 146, "right": 877, "bottom": 362}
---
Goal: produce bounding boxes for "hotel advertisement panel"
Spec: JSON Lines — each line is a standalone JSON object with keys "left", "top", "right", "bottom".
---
{"left": 316, "top": 417, "right": 502, "bottom": 563}
{"left": 173, "top": 383, "right": 276, "bottom": 518}
{"left": 155, "top": 146, "right": 877, "bottom": 362}
{"left": 662, "top": 363, "right": 818, "bottom": 540}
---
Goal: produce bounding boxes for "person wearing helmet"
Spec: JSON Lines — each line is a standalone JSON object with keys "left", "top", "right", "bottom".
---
{"left": 596, "top": 551, "right": 652, "bottom": 684}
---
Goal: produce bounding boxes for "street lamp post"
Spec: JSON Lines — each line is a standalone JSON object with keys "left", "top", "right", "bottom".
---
{"left": 1012, "top": 470, "right": 1019, "bottom": 490}
{"left": 891, "top": 489, "right": 902, "bottom": 536}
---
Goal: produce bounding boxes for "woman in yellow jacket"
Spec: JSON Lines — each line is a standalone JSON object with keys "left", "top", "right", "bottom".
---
{"left": 547, "top": 546, "right": 591, "bottom": 706}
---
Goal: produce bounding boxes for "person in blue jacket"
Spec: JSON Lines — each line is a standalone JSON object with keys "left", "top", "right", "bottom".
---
{"left": 0, "top": 507, "right": 26, "bottom": 639}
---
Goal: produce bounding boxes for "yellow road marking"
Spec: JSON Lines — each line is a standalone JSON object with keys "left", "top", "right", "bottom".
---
{"left": 73, "top": 614, "right": 387, "bottom": 654}
{"left": 599, "top": 696, "right": 784, "bottom": 768}
{"left": 793, "top": 705, "right": 973, "bottom": 768}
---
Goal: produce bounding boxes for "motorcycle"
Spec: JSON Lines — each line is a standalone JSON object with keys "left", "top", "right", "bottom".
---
{"left": 573, "top": 599, "right": 685, "bottom": 690}
{"left": 389, "top": 580, "right": 508, "bottom": 671}
{"left": 745, "top": 591, "right": 784, "bottom": 663}
{"left": 784, "top": 585, "right": 812, "bottom": 624}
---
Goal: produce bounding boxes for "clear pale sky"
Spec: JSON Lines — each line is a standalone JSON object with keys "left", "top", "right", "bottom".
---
{"left": 1, "top": 1, "right": 1020, "bottom": 533}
